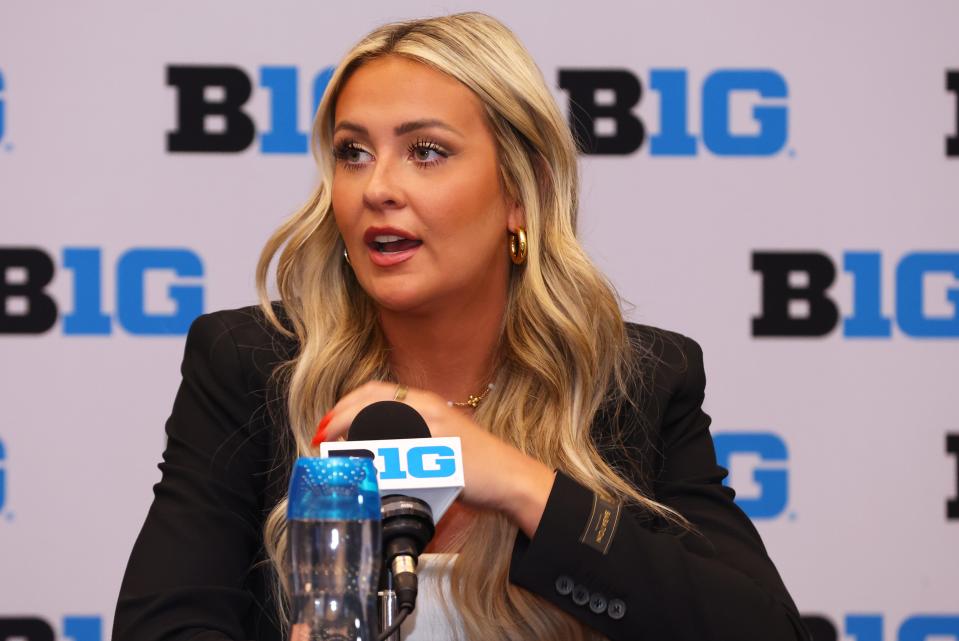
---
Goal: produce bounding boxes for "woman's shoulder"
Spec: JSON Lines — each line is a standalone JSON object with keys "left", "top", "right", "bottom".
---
{"left": 623, "top": 322, "right": 706, "bottom": 405}
{"left": 192, "top": 303, "right": 296, "bottom": 347}
{"left": 592, "top": 323, "right": 707, "bottom": 489}
{"left": 193, "top": 302, "right": 293, "bottom": 342}
{"left": 617, "top": 322, "right": 708, "bottom": 447}
{"left": 184, "top": 303, "right": 297, "bottom": 390}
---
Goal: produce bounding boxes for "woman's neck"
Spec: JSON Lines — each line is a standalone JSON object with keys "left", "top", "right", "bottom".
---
{"left": 378, "top": 293, "right": 505, "bottom": 405}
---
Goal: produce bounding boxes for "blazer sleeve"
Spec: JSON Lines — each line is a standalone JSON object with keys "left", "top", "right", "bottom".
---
{"left": 113, "top": 312, "right": 273, "bottom": 641}
{"left": 509, "top": 335, "right": 809, "bottom": 641}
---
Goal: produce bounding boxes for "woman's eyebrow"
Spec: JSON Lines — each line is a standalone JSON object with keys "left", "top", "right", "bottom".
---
{"left": 333, "top": 119, "right": 463, "bottom": 137}
{"left": 333, "top": 121, "right": 367, "bottom": 135}
{"left": 394, "top": 119, "right": 463, "bottom": 137}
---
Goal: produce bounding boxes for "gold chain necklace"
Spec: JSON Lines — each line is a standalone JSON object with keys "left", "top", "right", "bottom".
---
{"left": 447, "top": 383, "right": 495, "bottom": 409}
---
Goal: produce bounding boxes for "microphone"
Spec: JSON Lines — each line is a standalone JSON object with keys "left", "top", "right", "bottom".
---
{"left": 348, "top": 399, "right": 431, "bottom": 440}
{"left": 348, "top": 402, "right": 435, "bottom": 614}
{"left": 320, "top": 402, "right": 464, "bottom": 523}
{"left": 321, "top": 401, "right": 464, "bottom": 639}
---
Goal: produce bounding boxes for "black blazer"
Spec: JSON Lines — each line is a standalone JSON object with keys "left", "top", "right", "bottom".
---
{"left": 113, "top": 306, "right": 808, "bottom": 641}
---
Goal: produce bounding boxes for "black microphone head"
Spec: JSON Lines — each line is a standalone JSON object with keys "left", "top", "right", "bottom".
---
{"left": 347, "top": 400, "right": 431, "bottom": 441}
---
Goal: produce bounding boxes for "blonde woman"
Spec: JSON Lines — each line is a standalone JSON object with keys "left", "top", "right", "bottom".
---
{"left": 115, "top": 12, "right": 806, "bottom": 641}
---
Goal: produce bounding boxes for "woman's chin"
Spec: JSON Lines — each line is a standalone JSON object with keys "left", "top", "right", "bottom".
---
{"left": 366, "top": 286, "right": 433, "bottom": 315}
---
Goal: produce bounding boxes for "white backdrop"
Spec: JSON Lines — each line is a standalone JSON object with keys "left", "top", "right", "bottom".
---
{"left": 2, "top": 2, "right": 957, "bottom": 640}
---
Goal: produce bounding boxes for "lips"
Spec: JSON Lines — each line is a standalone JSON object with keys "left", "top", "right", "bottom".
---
{"left": 362, "top": 226, "right": 422, "bottom": 267}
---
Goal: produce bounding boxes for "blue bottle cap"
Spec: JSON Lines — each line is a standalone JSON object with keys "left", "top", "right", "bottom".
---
{"left": 287, "top": 457, "right": 381, "bottom": 521}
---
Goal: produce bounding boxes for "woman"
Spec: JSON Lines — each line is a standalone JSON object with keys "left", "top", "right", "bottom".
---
{"left": 115, "top": 12, "right": 807, "bottom": 641}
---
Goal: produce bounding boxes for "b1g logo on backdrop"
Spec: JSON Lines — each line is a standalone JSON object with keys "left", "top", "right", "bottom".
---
{"left": 0, "top": 437, "right": 7, "bottom": 519}
{"left": 166, "top": 64, "right": 789, "bottom": 158}
{"left": 802, "top": 613, "right": 959, "bottom": 641}
{"left": 558, "top": 68, "right": 789, "bottom": 156}
{"left": 713, "top": 431, "right": 789, "bottom": 519}
{"left": 167, "top": 65, "right": 334, "bottom": 153}
{"left": 753, "top": 251, "right": 959, "bottom": 338}
{"left": 0, "top": 616, "right": 102, "bottom": 641}
{"left": 0, "top": 247, "right": 203, "bottom": 335}
{"left": 0, "top": 68, "right": 8, "bottom": 151}
{"left": 948, "top": 433, "right": 959, "bottom": 521}
{"left": 947, "top": 70, "right": 958, "bottom": 157}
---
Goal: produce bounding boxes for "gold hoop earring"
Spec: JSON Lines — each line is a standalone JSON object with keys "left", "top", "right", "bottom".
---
{"left": 343, "top": 246, "right": 352, "bottom": 266}
{"left": 508, "top": 228, "right": 528, "bottom": 265}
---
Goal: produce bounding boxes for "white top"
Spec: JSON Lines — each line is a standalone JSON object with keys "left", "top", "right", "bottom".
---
{"left": 399, "top": 554, "right": 463, "bottom": 641}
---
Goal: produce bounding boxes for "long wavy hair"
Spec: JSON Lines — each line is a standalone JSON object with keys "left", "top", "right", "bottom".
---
{"left": 256, "top": 12, "right": 684, "bottom": 640}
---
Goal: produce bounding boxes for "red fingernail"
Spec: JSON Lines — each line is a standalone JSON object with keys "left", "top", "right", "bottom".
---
{"left": 310, "top": 428, "right": 327, "bottom": 448}
{"left": 311, "top": 411, "right": 334, "bottom": 448}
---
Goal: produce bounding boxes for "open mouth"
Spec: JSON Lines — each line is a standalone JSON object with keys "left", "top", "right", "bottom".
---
{"left": 363, "top": 228, "right": 423, "bottom": 256}
{"left": 369, "top": 234, "right": 423, "bottom": 254}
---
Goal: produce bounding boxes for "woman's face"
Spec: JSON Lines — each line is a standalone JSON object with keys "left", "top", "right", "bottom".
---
{"left": 331, "top": 55, "right": 522, "bottom": 315}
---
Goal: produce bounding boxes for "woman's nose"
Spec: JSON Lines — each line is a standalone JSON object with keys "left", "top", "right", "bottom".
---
{"left": 362, "top": 156, "right": 406, "bottom": 211}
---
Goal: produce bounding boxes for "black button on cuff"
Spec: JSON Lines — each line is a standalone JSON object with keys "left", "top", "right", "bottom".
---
{"left": 555, "top": 575, "right": 574, "bottom": 596}
{"left": 608, "top": 598, "right": 626, "bottom": 620}
{"left": 589, "top": 593, "right": 608, "bottom": 614}
{"left": 571, "top": 585, "right": 590, "bottom": 606}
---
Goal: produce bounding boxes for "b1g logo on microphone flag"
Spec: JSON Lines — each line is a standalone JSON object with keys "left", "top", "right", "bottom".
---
{"left": 753, "top": 251, "right": 959, "bottom": 338}
{"left": 376, "top": 444, "right": 457, "bottom": 480}
{"left": 558, "top": 68, "right": 789, "bottom": 157}
{"left": 321, "top": 437, "right": 465, "bottom": 521}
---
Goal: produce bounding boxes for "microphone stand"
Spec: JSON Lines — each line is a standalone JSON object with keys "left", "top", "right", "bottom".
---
{"left": 376, "top": 494, "right": 434, "bottom": 641}
{"left": 378, "top": 569, "right": 402, "bottom": 641}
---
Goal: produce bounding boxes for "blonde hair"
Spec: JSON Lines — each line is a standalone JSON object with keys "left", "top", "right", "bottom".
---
{"left": 256, "top": 12, "right": 683, "bottom": 640}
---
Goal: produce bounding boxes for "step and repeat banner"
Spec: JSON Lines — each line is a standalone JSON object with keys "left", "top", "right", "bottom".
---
{"left": 2, "top": 1, "right": 957, "bottom": 639}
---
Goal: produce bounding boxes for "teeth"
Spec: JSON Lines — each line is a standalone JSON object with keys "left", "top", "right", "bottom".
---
{"left": 374, "top": 235, "right": 404, "bottom": 243}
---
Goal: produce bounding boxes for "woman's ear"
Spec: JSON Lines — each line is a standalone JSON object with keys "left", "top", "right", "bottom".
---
{"left": 507, "top": 199, "right": 526, "bottom": 232}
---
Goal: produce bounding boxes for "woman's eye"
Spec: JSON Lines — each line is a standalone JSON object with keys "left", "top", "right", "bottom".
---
{"left": 346, "top": 149, "right": 364, "bottom": 162}
{"left": 409, "top": 140, "right": 448, "bottom": 166}
{"left": 413, "top": 146, "right": 440, "bottom": 162}
{"left": 334, "top": 142, "right": 373, "bottom": 165}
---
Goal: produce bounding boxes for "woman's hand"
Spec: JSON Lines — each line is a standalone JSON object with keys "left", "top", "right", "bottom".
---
{"left": 318, "top": 381, "right": 555, "bottom": 537}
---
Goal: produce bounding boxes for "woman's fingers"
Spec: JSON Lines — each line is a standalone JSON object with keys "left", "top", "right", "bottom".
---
{"left": 307, "top": 380, "right": 552, "bottom": 535}
{"left": 314, "top": 381, "right": 404, "bottom": 445}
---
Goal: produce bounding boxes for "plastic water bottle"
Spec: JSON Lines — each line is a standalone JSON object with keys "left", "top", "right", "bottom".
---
{"left": 287, "top": 456, "right": 382, "bottom": 641}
